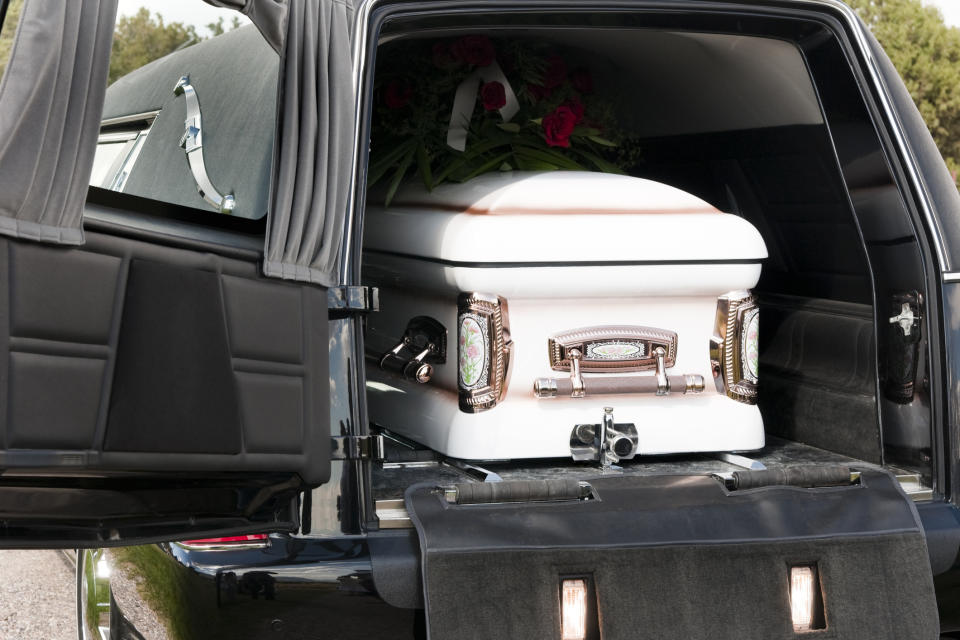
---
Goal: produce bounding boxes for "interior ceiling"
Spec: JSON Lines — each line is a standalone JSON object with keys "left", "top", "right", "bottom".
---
{"left": 386, "top": 28, "right": 825, "bottom": 138}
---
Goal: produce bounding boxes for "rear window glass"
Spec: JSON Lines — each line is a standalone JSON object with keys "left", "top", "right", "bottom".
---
{"left": 91, "top": 1, "right": 278, "bottom": 220}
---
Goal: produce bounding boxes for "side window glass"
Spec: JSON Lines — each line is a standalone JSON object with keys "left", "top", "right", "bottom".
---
{"left": 91, "top": 2, "right": 279, "bottom": 220}
{"left": 0, "top": 0, "right": 25, "bottom": 83}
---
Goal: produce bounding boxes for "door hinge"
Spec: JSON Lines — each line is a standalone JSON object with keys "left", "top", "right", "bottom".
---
{"left": 331, "top": 435, "right": 385, "bottom": 461}
{"left": 328, "top": 286, "right": 379, "bottom": 316}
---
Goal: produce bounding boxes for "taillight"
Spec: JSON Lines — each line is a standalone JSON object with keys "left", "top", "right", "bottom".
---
{"left": 177, "top": 534, "right": 269, "bottom": 550}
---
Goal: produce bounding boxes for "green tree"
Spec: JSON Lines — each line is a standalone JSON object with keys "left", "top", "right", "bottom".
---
{"left": 207, "top": 15, "right": 243, "bottom": 37}
{"left": 0, "top": 0, "right": 25, "bottom": 81}
{"left": 108, "top": 8, "right": 201, "bottom": 84}
{"left": 847, "top": 0, "right": 960, "bottom": 182}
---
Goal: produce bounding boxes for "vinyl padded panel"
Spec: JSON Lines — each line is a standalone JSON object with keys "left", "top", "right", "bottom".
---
{"left": 222, "top": 275, "right": 302, "bottom": 364}
{"left": 8, "top": 353, "right": 105, "bottom": 449}
{"left": 235, "top": 372, "right": 303, "bottom": 454}
{"left": 105, "top": 259, "right": 241, "bottom": 454}
{"left": 9, "top": 244, "right": 121, "bottom": 344}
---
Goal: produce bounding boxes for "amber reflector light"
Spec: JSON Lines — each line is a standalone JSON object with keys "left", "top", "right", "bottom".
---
{"left": 561, "top": 578, "right": 588, "bottom": 640}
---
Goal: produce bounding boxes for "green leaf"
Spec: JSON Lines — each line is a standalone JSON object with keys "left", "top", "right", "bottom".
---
{"left": 515, "top": 156, "right": 559, "bottom": 171}
{"left": 572, "top": 126, "right": 602, "bottom": 136}
{"left": 433, "top": 137, "right": 512, "bottom": 184}
{"left": 568, "top": 147, "right": 626, "bottom": 174}
{"left": 416, "top": 142, "right": 433, "bottom": 191}
{"left": 514, "top": 146, "right": 588, "bottom": 171}
{"left": 384, "top": 144, "right": 417, "bottom": 207}
{"left": 497, "top": 122, "right": 522, "bottom": 133}
{"left": 368, "top": 138, "right": 417, "bottom": 188}
{"left": 586, "top": 135, "right": 618, "bottom": 148}
{"left": 458, "top": 152, "right": 514, "bottom": 183}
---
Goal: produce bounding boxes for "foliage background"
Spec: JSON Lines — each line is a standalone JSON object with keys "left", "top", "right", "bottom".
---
{"left": 0, "top": 0, "right": 959, "bottom": 184}
{"left": 847, "top": 0, "right": 960, "bottom": 184}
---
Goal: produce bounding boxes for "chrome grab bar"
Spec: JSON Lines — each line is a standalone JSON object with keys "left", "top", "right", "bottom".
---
{"left": 173, "top": 75, "right": 236, "bottom": 214}
{"left": 535, "top": 346, "right": 704, "bottom": 399}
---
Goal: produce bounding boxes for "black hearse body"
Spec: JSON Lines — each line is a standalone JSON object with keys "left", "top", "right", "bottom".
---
{"left": 1, "top": 0, "right": 959, "bottom": 638}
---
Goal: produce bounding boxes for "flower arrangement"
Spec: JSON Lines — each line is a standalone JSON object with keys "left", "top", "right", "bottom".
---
{"left": 369, "top": 35, "right": 634, "bottom": 205}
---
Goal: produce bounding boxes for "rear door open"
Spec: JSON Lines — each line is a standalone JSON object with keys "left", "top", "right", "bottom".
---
{"left": 0, "top": 0, "right": 340, "bottom": 546}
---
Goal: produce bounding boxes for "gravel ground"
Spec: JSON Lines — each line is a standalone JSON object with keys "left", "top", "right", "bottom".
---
{"left": 0, "top": 550, "right": 76, "bottom": 640}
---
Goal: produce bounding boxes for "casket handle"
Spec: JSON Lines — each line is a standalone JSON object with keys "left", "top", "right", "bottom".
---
{"left": 377, "top": 316, "right": 446, "bottom": 384}
{"left": 535, "top": 345, "right": 704, "bottom": 399}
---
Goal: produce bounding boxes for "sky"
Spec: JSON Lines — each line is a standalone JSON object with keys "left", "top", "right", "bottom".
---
{"left": 116, "top": 0, "right": 251, "bottom": 37}
{"left": 924, "top": 0, "right": 960, "bottom": 27}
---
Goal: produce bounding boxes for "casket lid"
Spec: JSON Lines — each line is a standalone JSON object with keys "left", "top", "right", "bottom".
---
{"left": 364, "top": 171, "right": 767, "bottom": 263}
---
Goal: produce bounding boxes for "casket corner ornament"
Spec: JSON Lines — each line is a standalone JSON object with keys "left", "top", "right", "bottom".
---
{"left": 711, "top": 291, "right": 760, "bottom": 404}
{"left": 457, "top": 292, "right": 513, "bottom": 413}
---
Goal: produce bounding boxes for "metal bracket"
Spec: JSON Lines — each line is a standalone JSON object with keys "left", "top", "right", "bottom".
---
{"left": 173, "top": 75, "right": 236, "bottom": 214}
{"left": 379, "top": 316, "right": 446, "bottom": 384}
{"left": 328, "top": 286, "right": 380, "bottom": 315}
{"left": 331, "top": 435, "right": 385, "bottom": 461}
{"left": 570, "top": 407, "right": 639, "bottom": 469}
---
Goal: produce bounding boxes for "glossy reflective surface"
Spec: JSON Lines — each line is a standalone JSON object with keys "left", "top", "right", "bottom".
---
{"left": 103, "top": 536, "right": 420, "bottom": 640}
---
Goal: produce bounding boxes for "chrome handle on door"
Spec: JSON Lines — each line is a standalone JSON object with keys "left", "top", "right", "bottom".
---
{"left": 173, "top": 75, "right": 236, "bottom": 214}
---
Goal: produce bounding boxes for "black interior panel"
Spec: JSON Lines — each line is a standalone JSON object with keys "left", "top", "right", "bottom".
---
{"left": 0, "top": 227, "right": 330, "bottom": 486}
{"left": 759, "top": 296, "right": 880, "bottom": 463}
{"left": 106, "top": 259, "right": 241, "bottom": 454}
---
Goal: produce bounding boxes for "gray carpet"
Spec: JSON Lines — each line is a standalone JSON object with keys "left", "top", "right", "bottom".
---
{"left": 406, "top": 470, "right": 939, "bottom": 639}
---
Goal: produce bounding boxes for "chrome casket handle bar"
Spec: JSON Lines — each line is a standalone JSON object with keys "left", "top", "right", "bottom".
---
{"left": 535, "top": 344, "right": 704, "bottom": 399}
{"left": 535, "top": 373, "right": 704, "bottom": 398}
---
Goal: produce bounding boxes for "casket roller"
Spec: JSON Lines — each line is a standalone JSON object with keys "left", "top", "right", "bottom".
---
{"left": 363, "top": 171, "right": 768, "bottom": 461}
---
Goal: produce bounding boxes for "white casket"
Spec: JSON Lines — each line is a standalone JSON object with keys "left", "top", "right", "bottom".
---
{"left": 363, "top": 171, "right": 767, "bottom": 461}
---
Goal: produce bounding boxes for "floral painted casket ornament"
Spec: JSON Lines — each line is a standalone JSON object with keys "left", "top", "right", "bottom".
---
{"left": 363, "top": 171, "right": 768, "bottom": 461}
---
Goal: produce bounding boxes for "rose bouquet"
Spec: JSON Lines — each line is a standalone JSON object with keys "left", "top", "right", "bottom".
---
{"left": 369, "top": 35, "right": 634, "bottom": 205}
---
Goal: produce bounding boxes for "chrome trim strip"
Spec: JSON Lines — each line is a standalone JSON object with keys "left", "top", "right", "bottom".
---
{"left": 110, "top": 130, "right": 151, "bottom": 192}
{"left": 97, "top": 131, "right": 140, "bottom": 144}
{"left": 173, "top": 75, "right": 236, "bottom": 214}
{"left": 100, "top": 109, "right": 160, "bottom": 128}
{"left": 173, "top": 540, "right": 269, "bottom": 551}
{"left": 943, "top": 272, "right": 960, "bottom": 283}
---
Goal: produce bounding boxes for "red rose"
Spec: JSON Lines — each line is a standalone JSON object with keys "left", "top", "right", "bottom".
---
{"left": 562, "top": 99, "right": 585, "bottom": 124}
{"left": 432, "top": 42, "right": 460, "bottom": 70}
{"left": 572, "top": 68, "right": 594, "bottom": 94}
{"left": 543, "top": 105, "right": 578, "bottom": 148}
{"left": 481, "top": 81, "right": 506, "bottom": 111}
{"left": 526, "top": 83, "right": 552, "bottom": 101}
{"left": 385, "top": 81, "right": 413, "bottom": 109}
{"left": 543, "top": 54, "right": 567, "bottom": 89}
{"left": 452, "top": 35, "right": 496, "bottom": 67}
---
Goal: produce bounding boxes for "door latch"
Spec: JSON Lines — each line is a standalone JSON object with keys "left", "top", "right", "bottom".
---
{"left": 885, "top": 291, "right": 923, "bottom": 404}
{"left": 889, "top": 301, "right": 920, "bottom": 337}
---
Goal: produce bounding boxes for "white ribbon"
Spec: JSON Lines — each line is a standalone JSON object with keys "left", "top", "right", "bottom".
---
{"left": 446, "top": 60, "right": 520, "bottom": 152}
